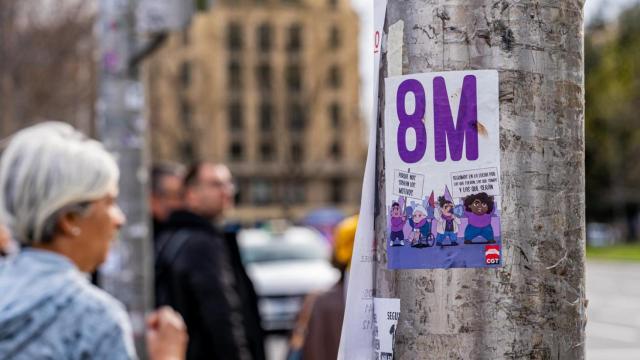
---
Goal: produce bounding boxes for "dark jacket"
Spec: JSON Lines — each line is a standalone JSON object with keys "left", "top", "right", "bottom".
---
{"left": 155, "top": 210, "right": 265, "bottom": 360}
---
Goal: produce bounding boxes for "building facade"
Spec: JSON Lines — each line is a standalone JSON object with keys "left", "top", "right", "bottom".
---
{"left": 144, "top": 0, "right": 365, "bottom": 223}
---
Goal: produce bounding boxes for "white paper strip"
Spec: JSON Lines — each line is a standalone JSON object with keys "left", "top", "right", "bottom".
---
{"left": 387, "top": 20, "right": 404, "bottom": 77}
{"left": 337, "top": 0, "right": 388, "bottom": 359}
{"left": 373, "top": 297, "right": 401, "bottom": 359}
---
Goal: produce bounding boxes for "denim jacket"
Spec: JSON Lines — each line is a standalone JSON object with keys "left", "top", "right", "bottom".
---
{"left": 0, "top": 249, "right": 136, "bottom": 359}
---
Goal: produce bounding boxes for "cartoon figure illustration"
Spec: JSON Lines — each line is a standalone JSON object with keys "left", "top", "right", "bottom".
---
{"left": 463, "top": 192, "right": 496, "bottom": 244}
{"left": 435, "top": 196, "right": 460, "bottom": 246}
{"left": 389, "top": 201, "right": 406, "bottom": 247}
{"left": 408, "top": 205, "right": 431, "bottom": 248}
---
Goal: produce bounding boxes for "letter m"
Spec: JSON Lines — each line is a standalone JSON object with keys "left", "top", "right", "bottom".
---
{"left": 433, "top": 75, "right": 479, "bottom": 162}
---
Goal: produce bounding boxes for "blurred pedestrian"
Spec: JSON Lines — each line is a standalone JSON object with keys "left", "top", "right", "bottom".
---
{"left": 287, "top": 214, "right": 358, "bottom": 360}
{"left": 150, "top": 162, "right": 185, "bottom": 240}
{"left": 0, "top": 122, "right": 187, "bottom": 360}
{"left": 155, "top": 162, "right": 265, "bottom": 360}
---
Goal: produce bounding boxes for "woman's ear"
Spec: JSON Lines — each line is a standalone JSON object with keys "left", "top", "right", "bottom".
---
{"left": 58, "top": 212, "right": 82, "bottom": 238}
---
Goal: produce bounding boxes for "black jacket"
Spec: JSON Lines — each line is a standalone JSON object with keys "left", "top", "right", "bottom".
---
{"left": 155, "top": 210, "right": 265, "bottom": 360}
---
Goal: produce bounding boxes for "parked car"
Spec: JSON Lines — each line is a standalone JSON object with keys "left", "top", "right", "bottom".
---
{"left": 238, "top": 226, "right": 341, "bottom": 332}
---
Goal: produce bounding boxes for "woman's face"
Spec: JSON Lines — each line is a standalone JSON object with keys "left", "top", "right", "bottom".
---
{"left": 74, "top": 184, "right": 125, "bottom": 272}
{"left": 469, "top": 199, "right": 489, "bottom": 215}
{"left": 391, "top": 205, "right": 402, "bottom": 217}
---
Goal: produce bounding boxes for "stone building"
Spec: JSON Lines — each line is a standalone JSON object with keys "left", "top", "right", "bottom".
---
{"left": 144, "top": 0, "right": 365, "bottom": 223}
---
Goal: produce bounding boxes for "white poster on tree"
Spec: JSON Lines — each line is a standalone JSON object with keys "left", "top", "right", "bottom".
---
{"left": 384, "top": 70, "right": 503, "bottom": 269}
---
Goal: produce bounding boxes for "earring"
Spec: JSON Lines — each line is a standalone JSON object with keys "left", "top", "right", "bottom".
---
{"left": 71, "top": 228, "right": 81, "bottom": 236}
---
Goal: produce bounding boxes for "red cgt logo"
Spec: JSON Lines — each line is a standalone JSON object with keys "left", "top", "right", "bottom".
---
{"left": 485, "top": 245, "right": 501, "bottom": 265}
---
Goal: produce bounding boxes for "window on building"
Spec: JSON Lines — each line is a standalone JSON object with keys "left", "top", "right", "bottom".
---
{"left": 291, "top": 141, "right": 303, "bottom": 162}
{"left": 180, "top": 141, "right": 195, "bottom": 163}
{"left": 330, "top": 140, "right": 342, "bottom": 160}
{"left": 181, "top": 100, "right": 192, "bottom": 125}
{"left": 230, "top": 141, "right": 244, "bottom": 161}
{"left": 257, "top": 23, "right": 272, "bottom": 52}
{"left": 287, "top": 24, "right": 303, "bottom": 52}
{"left": 180, "top": 62, "right": 191, "bottom": 88}
{"left": 260, "top": 141, "right": 275, "bottom": 161}
{"left": 330, "top": 102, "right": 341, "bottom": 129}
{"left": 229, "top": 60, "right": 242, "bottom": 89}
{"left": 260, "top": 102, "right": 273, "bottom": 131}
{"left": 180, "top": 101, "right": 195, "bottom": 161}
{"left": 286, "top": 64, "right": 302, "bottom": 91}
{"left": 234, "top": 177, "right": 248, "bottom": 205}
{"left": 229, "top": 102, "right": 243, "bottom": 132}
{"left": 251, "top": 179, "right": 272, "bottom": 205}
{"left": 330, "top": 177, "right": 345, "bottom": 203}
{"left": 288, "top": 102, "right": 306, "bottom": 131}
{"left": 256, "top": 63, "right": 271, "bottom": 90}
{"left": 329, "top": 25, "right": 341, "bottom": 49}
{"left": 227, "top": 22, "right": 243, "bottom": 51}
{"left": 284, "top": 180, "right": 306, "bottom": 204}
{"left": 328, "top": 65, "right": 341, "bottom": 88}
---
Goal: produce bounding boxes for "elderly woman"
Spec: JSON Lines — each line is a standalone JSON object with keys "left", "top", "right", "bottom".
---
{"left": 0, "top": 122, "right": 187, "bottom": 359}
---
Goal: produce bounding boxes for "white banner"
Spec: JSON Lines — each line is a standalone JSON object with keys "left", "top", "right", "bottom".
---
{"left": 337, "top": 0, "right": 387, "bottom": 359}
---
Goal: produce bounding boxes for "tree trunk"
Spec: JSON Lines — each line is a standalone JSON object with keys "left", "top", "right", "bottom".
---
{"left": 375, "top": 1, "right": 586, "bottom": 359}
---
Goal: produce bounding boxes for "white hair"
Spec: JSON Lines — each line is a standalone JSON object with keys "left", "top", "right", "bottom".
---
{"left": 413, "top": 206, "right": 427, "bottom": 215}
{"left": 0, "top": 122, "right": 119, "bottom": 246}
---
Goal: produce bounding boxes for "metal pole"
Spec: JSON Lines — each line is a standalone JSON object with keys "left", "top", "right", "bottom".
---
{"left": 375, "top": 1, "right": 587, "bottom": 358}
{"left": 96, "top": 0, "right": 153, "bottom": 356}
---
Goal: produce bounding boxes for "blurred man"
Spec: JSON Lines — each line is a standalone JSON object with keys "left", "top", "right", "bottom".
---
{"left": 155, "top": 162, "right": 264, "bottom": 360}
{"left": 150, "top": 162, "right": 185, "bottom": 237}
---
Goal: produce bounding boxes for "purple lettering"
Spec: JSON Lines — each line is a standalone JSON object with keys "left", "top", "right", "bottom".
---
{"left": 396, "top": 79, "right": 427, "bottom": 164}
{"left": 433, "top": 75, "right": 479, "bottom": 162}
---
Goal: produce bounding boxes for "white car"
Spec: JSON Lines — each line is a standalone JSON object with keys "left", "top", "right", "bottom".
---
{"left": 238, "top": 226, "right": 341, "bottom": 332}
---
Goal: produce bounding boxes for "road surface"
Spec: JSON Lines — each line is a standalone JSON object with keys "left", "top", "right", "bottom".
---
{"left": 586, "top": 261, "right": 640, "bottom": 360}
{"left": 266, "top": 261, "right": 640, "bottom": 359}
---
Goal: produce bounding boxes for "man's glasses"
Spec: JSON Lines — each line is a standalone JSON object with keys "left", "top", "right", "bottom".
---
{"left": 199, "top": 180, "right": 236, "bottom": 195}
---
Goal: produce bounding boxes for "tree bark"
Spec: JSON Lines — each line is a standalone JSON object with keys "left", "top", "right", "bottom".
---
{"left": 375, "top": 1, "right": 586, "bottom": 359}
